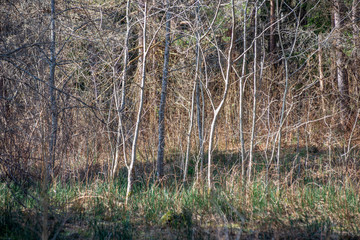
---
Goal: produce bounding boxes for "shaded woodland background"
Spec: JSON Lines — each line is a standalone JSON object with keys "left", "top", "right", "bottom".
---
{"left": 0, "top": 0, "right": 360, "bottom": 239}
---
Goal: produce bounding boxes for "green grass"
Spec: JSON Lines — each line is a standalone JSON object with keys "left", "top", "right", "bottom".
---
{"left": 0, "top": 154, "right": 360, "bottom": 239}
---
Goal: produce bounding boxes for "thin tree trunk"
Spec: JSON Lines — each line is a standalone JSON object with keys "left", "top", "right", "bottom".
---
{"left": 333, "top": 0, "right": 350, "bottom": 128}
{"left": 112, "top": 0, "right": 131, "bottom": 178}
{"left": 248, "top": 1, "right": 258, "bottom": 184}
{"left": 43, "top": 1, "right": 57, "bottom": 239}
{"left": 48, "top": 0, "right": 57, "bottom": 181}
{"left": 275, "top": 0, "right": 300, "bottom": 189}
{"left": 198, "top": 76, "right": 206, "bottom": 179}
{"left": 185, "top": 1, "right": 202, "bottom": 183}
{"left": 352, "top": 0, "right": 359, "bottom": 58}
{"left": 207, "top": 0, "right": 235, "bottom": 191}
{"left": 276, "top": 58, "right": 289, "bottom": 186}
{"left": 239, "top": 0, "right": 248, "bottom": 180}
{"left": 184, "top": 82, "right": 196, "bottom": 183}
{"left": 269, "top": 0, "right": 276, "bottom": 54}
{"left": 276, "top": 0, "right": 287, "bottom": 189}
{"left": 195, "top": 0, "right": 204, "bottom": 182}
{"left": 157, "top": 0, "right": 171, "bottom": 180}
{"left": 196, "top": 80, "right": 204, "bottom": 179}
{"left": 318, "top": 34, "right": 325, "bottom": 114}
{"left": 112, "top": 98, "right": 122, "bottom": 178}
{"left": 126, "top": 1, "right": 148, "bottom": 206}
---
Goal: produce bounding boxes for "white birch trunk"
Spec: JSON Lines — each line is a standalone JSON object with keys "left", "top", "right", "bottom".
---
{"left": 248, "top": 1, "right": 258, "bottom": 184}
{"left": 126, "top": 1, "right": 148, "bottom": 206}
{"left": 207, "top": 0, "right": 235, "bottom": 191}
{"left": 112, "top": 0, "right": 131, "bottom": 179}
{"left": 239, "top": 0, "right": 249, "bottom": 180}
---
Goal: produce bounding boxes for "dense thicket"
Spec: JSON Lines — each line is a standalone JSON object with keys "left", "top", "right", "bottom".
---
{"left": 0, "top": 0, "right": 359, "bottom": 239}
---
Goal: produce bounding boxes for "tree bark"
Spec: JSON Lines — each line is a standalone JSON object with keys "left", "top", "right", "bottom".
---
{"left": 333, "top": 0, "right": 351, "bottom": 128}
{"left": 43, "top": 1, "right": 57, "bottom": 239}
{"left": 352, "top": 0, "right": 359, "bottom": 58}
{"left": 156, "top": 0, "right": 171, "bottom": 180}
{"left": 48, "top": 0, "right": 58, "bottom": 180}
{"left": 269, "top": 0, "right": 276, "bottom": 54}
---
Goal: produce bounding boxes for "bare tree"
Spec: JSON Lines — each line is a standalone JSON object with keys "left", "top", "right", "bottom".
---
{"left": 195, "top": 1, "right": 205, "bottom": 182}
{"left": 184, "top": 0, "right": 203, "bottom": 183}
{"left": 239, "top": 0, "right": 249, "bottom": 179}
{"left": 248, "top": 0, "right": 259, "bottom": 183}
{"left": 48, "top": 0, "right": 58, "bottom": 179}
{"left": 275, "top": 0, "right": 302, "bottom": 188}
{"left": 207, "top": 0, "right": 235, "bottom": 191}
{"left": 42, "top": 0, "right": 58, "bottom": 239}
{"left": 126, "top": 1, "right": 160, "bottom": 205}
{"left": 157, "top": 0, "right": 171, "bottom": 180}
{"left": 112, "top": 0, "right": 131, "bottom": 179}
{"left": 126, "top": 1, "right": 148, "bottom": 206}
{"left": 184, "top": 0, "right": 221, "bottom": 183}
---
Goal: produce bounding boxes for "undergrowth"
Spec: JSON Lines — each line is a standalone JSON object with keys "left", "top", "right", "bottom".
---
{"left": 0, "top": 154, "right": 360, "bottom": 239}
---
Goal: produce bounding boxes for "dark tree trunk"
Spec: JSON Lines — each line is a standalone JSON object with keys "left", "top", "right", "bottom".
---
{"left": 269, "top": 0, "right": 276, "bottom": 54}
{"left": 333, "top": 0, "right": 351, "bottom": 128}
{"left": 352, "top": 0, "right": 360, "bottom": 58}
{"left": 49, "top": 0, "right": 58, "bottom": 178}
{"left": 156, "top": 0, "right": 171, "bottom": 180}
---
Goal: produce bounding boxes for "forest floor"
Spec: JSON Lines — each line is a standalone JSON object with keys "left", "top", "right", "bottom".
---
{"left": 1, "top": 148, "right": 360, "bottom": 239}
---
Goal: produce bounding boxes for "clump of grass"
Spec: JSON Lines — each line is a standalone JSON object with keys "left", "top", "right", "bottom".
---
{"left": 0, "top": 184, "right": 39, "bottom": 239}
{"left": 90, "top": 217, "right": 132, "bottom": 240}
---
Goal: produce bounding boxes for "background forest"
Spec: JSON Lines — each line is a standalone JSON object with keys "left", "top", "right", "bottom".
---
{"left": 1, "top": 0, "right": 360, "bottom": 239}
